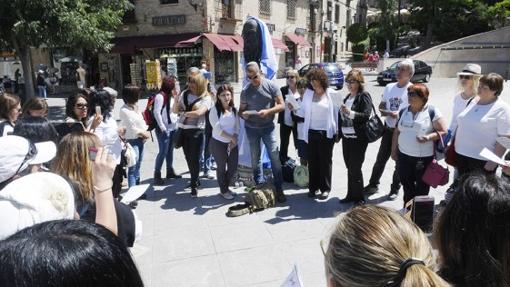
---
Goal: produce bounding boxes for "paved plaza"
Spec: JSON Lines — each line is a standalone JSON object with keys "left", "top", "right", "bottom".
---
{"left": 46, "top": 76, "right": 510, "bottom": 286}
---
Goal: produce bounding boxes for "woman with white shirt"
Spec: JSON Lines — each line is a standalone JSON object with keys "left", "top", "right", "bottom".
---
{"left": 391, "top": 84, "right": 447, "bottom": 205}
{"left": 174, "top": 72, "right": 213, "bottom": 198}
{"left": 88, "top": 88, "right": 124, "bottom": 198}
{"left": 295, "top": 69, "right": 339, "bottom": 200}
{"left": 120, "top": 85, "right": 150, "bottom": 188}
{"left": 454, "top": 73, "right": 510, "bottom": 177}
{"left": 0, "top": 93, "right": 21, "bottom": 137}
{"left": 293, "top": 79, "right": 308, "bottom": 165}
{"left": 277, "top": 69, "right": 300, "bottom": 163}
{"left": 208, "top": 84, "right": 240, "bottom": 200}
{"left": 338, "top": 69, "right": 373, "bottom": 205}
{"left": 153, "top": 77, "right": 181, "bottom": 186}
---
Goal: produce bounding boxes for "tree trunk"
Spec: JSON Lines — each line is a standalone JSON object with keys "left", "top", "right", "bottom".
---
{"left": 19, "top": 46, "right": 35, "bottom": 101}
{"left": 424, "top": 1, "right": 435, "bottom": 48}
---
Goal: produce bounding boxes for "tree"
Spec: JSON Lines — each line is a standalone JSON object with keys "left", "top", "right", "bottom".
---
{"left": 347, "top": 23, "right": 369, "bottom": 61}
{"left": 488, "top": 0, "right": 510, "bottom": 27}
{"left": 0, "top": 0, "right": 131, "bottom": 99}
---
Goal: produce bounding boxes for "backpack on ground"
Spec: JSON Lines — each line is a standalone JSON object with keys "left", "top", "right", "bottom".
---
{"left": 293, "top": 165, "right": 309, "bottom": 187}
{"left": 225, "top": 183, "right": 276, "bottom": 217}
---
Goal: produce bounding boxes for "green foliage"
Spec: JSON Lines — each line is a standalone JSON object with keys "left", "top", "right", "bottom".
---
{"left": 346, "top": 23, "right": 368, "bottom": 44}
{"left": 0, "top": 0, "right": 132, "bottom": 51}
{"left": 352, "top": 43, "right": 366, "bottom": 61}
{"left": 488, "top": 0, "right": 510, "bottom": 27}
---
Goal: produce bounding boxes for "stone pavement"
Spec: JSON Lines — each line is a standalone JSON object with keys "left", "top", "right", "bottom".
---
{"left": 45, "top": 76, "right": 510, "bottom": 287}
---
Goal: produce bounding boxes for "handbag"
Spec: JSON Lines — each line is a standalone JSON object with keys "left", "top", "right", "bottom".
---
{"left": 445, "top": 135, "right": 456, "bottom": 167}
{"left": 123, "top": 141, "right": 137, "bottom": 168}
{"left": 172, "top": 128, "right": 184, "bottom": 149}
{"left": 422, "top": 133, "right": 449, "bottom": 188}
{"left": 364, "top": 103, "right": 384, "bottom": 143}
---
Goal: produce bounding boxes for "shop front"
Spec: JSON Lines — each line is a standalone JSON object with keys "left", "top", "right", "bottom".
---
{"left": 284, "top": 32, "right": 312, "bottom": 69}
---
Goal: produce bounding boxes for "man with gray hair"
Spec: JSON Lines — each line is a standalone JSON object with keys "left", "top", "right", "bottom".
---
{"left": 240, "top": 62, "right": 286, "bottom": 202}
{"left": 364, "top": 59, "right": 414, "bottom": 200}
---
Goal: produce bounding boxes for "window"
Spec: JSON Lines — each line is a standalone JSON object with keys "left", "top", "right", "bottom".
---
{"left": 220, "top": 0, "right": 233, "bottom": 18}
{"left": 334, "top": 4, "right": 340, "bottom": 23}
{"left": 160, "top": 0, "right": 178, "bottom": 4}
{"left": 259, "top": 0, "right": 271, "bottom": 16}
{"left": 287, "top": 0, "right": 296, "bottom": 20}
{"left": 327, "top": 1, "right": 332, "bottom": 21}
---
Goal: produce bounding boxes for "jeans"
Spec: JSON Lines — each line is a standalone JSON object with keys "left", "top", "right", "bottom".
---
{"left": 308, "top": 130, "right": 334, "bottom": 193}
{"left": 183, "top": 129, "right": 204, "bottom": 186}
{"left": 200, "top": 131, "right": 214, "bottom": 173}
{"left": 368, "top": 126, "right": 401, "bottom": 191}
{"left": 127, "top": 138, "right": 144, "bottom": 187}
{"left": 397, "top": 151, "right": 433, "bottom": 205}
{"left": 154, "top": 129, "right": 175, "bottom": 173}
{"left": 245, "top": 125, "right": 283, "bottom": 192}
{"left": 279, "top": 123, "right": 298, "bottom": 163}
{"left": 209, "top": 138, "right": 238, "bottom": 194}
{"left": 37, "top": 85, "right": 47, "bottom": 99}
{"left": 342, "top": 137, "right": 368, "bottom": 201}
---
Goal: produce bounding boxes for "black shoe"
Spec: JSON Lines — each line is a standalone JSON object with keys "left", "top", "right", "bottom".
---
{"left": 307, "top": 191, "right": 316, "bottom": 198}
{"left": 185, "top": 181, "right": 201, "bottom": 189}
{"left": 276, "top": 190, "right": 287, "bottom": 203}
{"left": 166, "top": 168, "right": 182, "bottom": 179}
{"left": 363, "top": 184, "right": 379, "bottom": 195}
{"left": 339, "top": 197, "right": 354, "bottom": 204}
{"left": 153, "top": 171, "right": 165, "bottom": 186}
{"left": 387, "top": 191, "right": 399, "bottom": 201}
{"left": 191, "top": 187, "right": 198, "bottom": 198}
{"left": 129, "top": 200, "right": 138, "bottom": 209}
{"left": 353, "top": 199, "right": 366, "bottom": 206}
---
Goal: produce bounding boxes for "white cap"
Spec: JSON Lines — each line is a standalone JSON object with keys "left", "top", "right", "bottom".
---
{"left": 0, "top": 135, "right": 57, "bottom": 183}
{"left": 457, "top": 63, "right": 482, "bottom": 76}
{"left": 0, "top": 172, "right": 76, "bottom": 240}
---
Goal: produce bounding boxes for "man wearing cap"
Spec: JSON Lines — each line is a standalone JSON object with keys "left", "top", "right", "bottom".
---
{"left": 0, "top": 135, "right": 57, "bottom": 189}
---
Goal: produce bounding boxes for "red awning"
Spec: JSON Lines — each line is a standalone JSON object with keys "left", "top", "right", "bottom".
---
{"left": 272, "top": 38, "right": 290, "bottom": 52}
{"left": 223, "top": 35, "right": 243, "bottom": 52}
{"left": 203, "top": 33, "right": 232, "bottom": 52}
{"left": 284, "top": 33, "right": 311, "bottom": 48}
{"left": 111, "top": 33, "right": 201, "bottom": 54}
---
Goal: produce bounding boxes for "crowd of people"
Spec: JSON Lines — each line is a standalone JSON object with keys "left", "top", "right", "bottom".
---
{"left": 0, "top": 58, "right": 509, "bottom": 286}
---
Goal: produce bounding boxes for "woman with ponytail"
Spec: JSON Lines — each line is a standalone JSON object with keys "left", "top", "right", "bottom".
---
{"left": 324, "top": 205, "right": 449, "bottom": 287}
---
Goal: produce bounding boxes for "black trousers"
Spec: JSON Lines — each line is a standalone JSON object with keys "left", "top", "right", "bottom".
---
{"left": 397, "top": 151, "right": 433, "bottom": 205}
{"left": 307, "top": 130, "right": 334, "bottom": 193}
{"left": 369, "top": 126, "right": 401, "bottom": 191}
{"left": 455, "top": 152, "right": 489, "bottom": 178}
{"left": 209, "top": 138, "right": 238, "bottom": 194}
{"left": 279, "top": 123, "right": 298, "bottom": 163}
{"left": 342, "top": 137, "right": 369, "bottom": 201}
{"left": 182, "top": 129, "right": 204, "bottom": 187}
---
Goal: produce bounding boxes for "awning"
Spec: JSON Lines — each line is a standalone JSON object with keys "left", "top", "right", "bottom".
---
{"left": 111, "top": 33, "right": 200, "bottom": 54}
{"left": 284, "top": 33, "right": 312, "bottom": 48}
{"left": 272, "top": 38, "right": 290, "bottom": 52}
{"left": 203, "top": 33, "right": 232, "bottom": 52}
{"left": 224, "top": 35, "right": 243, "bottom": 52}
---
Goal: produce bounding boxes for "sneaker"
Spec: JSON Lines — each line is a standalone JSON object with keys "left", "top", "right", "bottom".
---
{"left": 204, "top": 172, "right": 215, "bottom": 179}
{"left": 307, "top": 191, "right": 316, "bottom": 198}
{"left": 319, "top": 191, "right": 330, "bottom": 200}
{"left": 220, "top": 192, "right": 234, "bottom": 200}
{"left": 191, "top": 188, "right": 198, "bottom": 198}
{"left": 363, "top": 184, "right": 379, "bottom": 195}
{"left": 387, "top": 191, "right": 398, "bottom": 201}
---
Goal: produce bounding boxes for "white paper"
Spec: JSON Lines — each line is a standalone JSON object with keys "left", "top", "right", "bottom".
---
{"left": 286, "top": 95, "right": 300, "bottom": 110}
{"left": 243, "top": 110, "right": 259, "bottom": 115}
{"left": 120, "top": 184, "right": 150, "bottom": 204}
{"left": 479, "top": 148, "right": 510, "bottom": 167}
{"left": 497, "top": 137, "right": 510, "bottom": 150}
{"left": 280, "top": 264, "right": 303, "bottom": 287}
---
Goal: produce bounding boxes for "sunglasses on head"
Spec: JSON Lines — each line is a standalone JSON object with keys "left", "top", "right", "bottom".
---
{"left": 459, "top": 75, "right": 472, "bottom": 80}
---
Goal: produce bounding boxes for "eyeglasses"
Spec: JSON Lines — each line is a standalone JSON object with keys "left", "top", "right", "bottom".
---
{"left": 12, "top": 141, "right": 37, "bottom": 179}
{"left": 286, "top": 75, "right": 296, "bottom": 79}
{"left": 247, "top": 74, "right": 259, "bottom": 80}
{"left": 75, "top": 103, "right": 88, "bottom": 109}
{"left": 408, "top": 91, "right": 419, "bottom": 97}
{"left": 346, "top": 80, "right": 358, "bottom": 84}
{"left": 459, "top": 75, "right": 473, "bottom": 80}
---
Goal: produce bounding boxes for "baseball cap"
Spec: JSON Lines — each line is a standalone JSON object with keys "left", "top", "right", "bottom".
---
{"left": 0, "top": 135, "right": 57, "bottom": 184}
{"left": 0, "top": 172, "right": 76, "bottom": 239}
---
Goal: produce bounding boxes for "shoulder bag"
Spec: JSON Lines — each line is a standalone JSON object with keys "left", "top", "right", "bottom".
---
{"left": 364, "top": 102, "right": 384, "bottom": 143}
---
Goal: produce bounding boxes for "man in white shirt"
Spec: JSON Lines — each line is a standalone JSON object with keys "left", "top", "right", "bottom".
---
{"left": 364, "top": 59, "right": 414, "bottom": 200}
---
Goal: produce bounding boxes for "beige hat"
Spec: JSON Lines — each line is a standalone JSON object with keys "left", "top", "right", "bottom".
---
{"left": 0, "top": 172, "right": 75, "bottom": 239}
{"left": 457, "top": 63, "right": 482, "bottom": 76}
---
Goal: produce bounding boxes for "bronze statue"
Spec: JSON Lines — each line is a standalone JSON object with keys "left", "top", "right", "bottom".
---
{"left": 242, "top": 18, "right": 262, "bottom": 66}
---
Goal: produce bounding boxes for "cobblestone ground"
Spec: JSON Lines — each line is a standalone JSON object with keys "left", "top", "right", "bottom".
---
{"left": 46, "top": 76, "right": 510, "bottom": 287}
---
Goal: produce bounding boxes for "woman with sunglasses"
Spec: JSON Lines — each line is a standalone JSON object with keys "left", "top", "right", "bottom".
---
{"left": 391, "top": 84, "right": 447, "bottom": 206}
{"left": 338, "top": 69, "right": 373, "bottom": 206}
{"left": 277, "top": 69, "right": 300, "bottom": 164}
{"left": 64, "top": 92, "right": 102, "bottom": 133}
{"left": 0, "top": 93, "right": 21, "bottom": 137}
{"left": 454, "top": 73, "right": 510, "bottom": 177}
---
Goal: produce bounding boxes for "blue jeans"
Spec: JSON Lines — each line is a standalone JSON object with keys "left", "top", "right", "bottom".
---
{"left": 245, "top": 125, "right": 283, "bottom": 192}
{"left": 37, "top": 85, "right": 47, "bottom": 98}
{"left": 154, "top": 129, "right": 175, "bottom": 173}
{"left": 127, "top": 138, "right": 144, "bottom": 187}
{"left": 200, "top": 132, "right": 215, "bottom": 173}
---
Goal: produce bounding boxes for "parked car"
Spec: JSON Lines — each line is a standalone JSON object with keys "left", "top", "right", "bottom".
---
{"left": 298, "top": 63, "right": 344, "bottom": 90}
{"left": 377, "top": 60, "right": 432, "bottom": 86}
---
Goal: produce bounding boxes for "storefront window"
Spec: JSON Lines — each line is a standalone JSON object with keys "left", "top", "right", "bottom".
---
{"left": 214, "top": 49, "right": 234, "bottom": 84}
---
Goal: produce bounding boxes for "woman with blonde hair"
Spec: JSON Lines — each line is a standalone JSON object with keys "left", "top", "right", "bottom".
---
{"left": 277, "top": 69, "right": 300, "bottom": 163}
{"left": 174, "top": 72, "right": 213, "bottom": 197}
{"left": 324, "top": 205, "right": 449, "bottom": 287}
{"left": 52, "top": 132, "right": 139, "bottom": 247}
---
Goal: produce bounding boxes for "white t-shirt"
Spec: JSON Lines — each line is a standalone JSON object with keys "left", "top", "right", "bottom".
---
{"left": 209, "top": 108, "right": 240, "bottom": 143}
{"left": 341, "top": 96, "right": 356, "bottom": 138}
{"left": 382, "top": 82, "right": 411, "bottom": 128}
{"left": 449, "top": 92, "right": 474, "bottom": 132}
{"left": 88, "top": 114, "right": 123, "bottom": 164}
{"left": 455, "top": 99, "right": 510, "bottom": 160}
{"left": 284, "top": 90, "right": 300, "bottom": 127}
{"left": 309, "top": 96, "right": 330, "bottom": 131}
{"left": 397, "top": 105, "right": 442, "bottom": 157}
{"left": 119, "top": 104, "right": 148, "bottom": 140}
